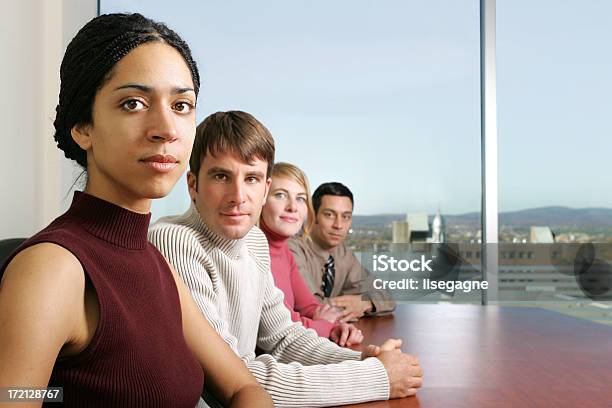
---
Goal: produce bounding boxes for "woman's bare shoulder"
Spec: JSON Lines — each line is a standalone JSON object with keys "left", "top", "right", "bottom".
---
{"left": 0, "top": 243, "right": 87, "bottom": 385}
{"left": 1, "top": 242, "right": 86, "bottom": 331}
{"left": 2, "top": 242, "right": 85, "bottom": 288}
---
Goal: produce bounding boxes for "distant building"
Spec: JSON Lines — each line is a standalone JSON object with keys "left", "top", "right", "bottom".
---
{"left": 529, "top": 226, "right": 555, "bottom": 243}
{"left": 453, "top": 240, "right": 593, "bottom": 301}
{"left": 392, "top": 220, "right": 410, "bottom": 243}
{"left": 391, "top": 210, "right": 446, "bottom": 244}
{"left": 407, "top": 213, "right": 429, "bottom": 243}
{"left": 430, "top": 209, "right": 445, "bottom": 243}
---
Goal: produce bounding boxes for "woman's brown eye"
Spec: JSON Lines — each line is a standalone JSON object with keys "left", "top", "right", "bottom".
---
{"left": 121, "top": 99, "right": 145, "bottom": 111}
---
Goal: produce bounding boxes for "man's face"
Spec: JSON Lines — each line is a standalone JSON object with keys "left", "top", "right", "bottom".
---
{"left": 188, "top": 150, "right": 270, "bottom": 240}
{"left": 311, "top": 195, "right": 353, "bottom": 250}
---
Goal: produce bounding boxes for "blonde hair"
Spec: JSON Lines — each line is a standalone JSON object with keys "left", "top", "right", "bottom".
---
{"left": 270, "top": 162, "right": 314, "bottom": 236}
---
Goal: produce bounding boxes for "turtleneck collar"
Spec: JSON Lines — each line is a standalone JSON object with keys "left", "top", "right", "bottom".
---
{"left": 260, "top": 218, "right": 289, "bottom": 250}
{"left": 184, "top": 204, "right": 245, "bottom": 259}
{"left": 66, "top": 191, "right": 151, "bottom": 250}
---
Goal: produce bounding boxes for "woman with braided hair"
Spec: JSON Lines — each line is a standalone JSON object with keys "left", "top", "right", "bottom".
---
{"left": 0, "top": 13, "right": 272, "bottom": 407}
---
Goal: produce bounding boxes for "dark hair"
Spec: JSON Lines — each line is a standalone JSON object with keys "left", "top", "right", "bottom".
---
{"left": 190, "top": 111, "right": 275, "bottom": 179}
{"left": 53, "top": 13, "right": 200, "bottom": 168}
{"left": 312, "top": 182, "right": 354, "bottom": 214}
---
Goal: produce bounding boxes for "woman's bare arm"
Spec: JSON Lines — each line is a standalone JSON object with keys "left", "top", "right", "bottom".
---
{"left": 0, "top": 244, "right": 86, "bottom": 408}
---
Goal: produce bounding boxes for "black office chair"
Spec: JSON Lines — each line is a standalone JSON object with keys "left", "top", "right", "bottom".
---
{"left": 0, "top": 238, "right": 27, "bottom": 266}
{"left": 574, "top": 243, "right": 612, "bottom": 301}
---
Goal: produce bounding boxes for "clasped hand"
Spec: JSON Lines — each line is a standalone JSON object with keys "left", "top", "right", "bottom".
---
{"left": 361, "top": 338, "right": 423, "bottom": 399}
{"left": 329, "top": 295, "right": 373, "bottom": 321}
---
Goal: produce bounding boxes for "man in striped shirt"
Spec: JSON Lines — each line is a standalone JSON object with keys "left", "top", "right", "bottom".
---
{"left": 149, "top": 111, "right": 423, "bottom": 407}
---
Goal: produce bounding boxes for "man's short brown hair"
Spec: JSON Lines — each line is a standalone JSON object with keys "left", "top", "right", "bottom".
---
{"left": 190, "top": 111, "right": 275, "bottom": 179}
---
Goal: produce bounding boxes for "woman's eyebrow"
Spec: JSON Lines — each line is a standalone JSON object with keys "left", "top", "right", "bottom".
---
{"left": 113, "top": 83, "right": 195, "bottom": 94}
{"left": 113, "top": 83, "right": 153, "bottom": 93}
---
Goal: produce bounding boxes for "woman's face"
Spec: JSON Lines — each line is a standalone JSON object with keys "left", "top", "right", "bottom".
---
{"left": 262, "top": 176, "right": 309, "bottom": 238}
{"left": 72, "top": 41, "right": 196, "bottom": 212}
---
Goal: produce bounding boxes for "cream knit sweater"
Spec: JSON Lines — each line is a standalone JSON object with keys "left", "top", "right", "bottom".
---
{"left": 148, "top": 206, "right": 389, "bottom": 407}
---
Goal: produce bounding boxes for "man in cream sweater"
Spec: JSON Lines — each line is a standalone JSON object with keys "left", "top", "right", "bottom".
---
{"left": 148, "top": 111, "right": 423, "bottom": 407}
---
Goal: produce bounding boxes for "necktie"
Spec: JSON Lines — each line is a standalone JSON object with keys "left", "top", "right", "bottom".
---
{"left": 322, "top": 255, "right": 335, "bottom": 298}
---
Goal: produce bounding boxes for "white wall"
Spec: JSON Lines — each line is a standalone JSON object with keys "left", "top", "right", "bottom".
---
{"left": 0, "top": 0, "right": 96, "bottom": 239}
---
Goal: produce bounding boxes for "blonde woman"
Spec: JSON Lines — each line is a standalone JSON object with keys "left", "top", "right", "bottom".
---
{"left": 260, "top": 163, "right": 363, "bottom": 347}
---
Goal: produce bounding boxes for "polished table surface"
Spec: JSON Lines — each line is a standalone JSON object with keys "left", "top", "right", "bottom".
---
{"left": 341, "top": 304, "right": 612, "bottom": 408}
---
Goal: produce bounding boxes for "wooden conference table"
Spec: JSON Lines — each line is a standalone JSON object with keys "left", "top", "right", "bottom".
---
{"left": 341, "top": 304, "right": 612, "bottom": 408}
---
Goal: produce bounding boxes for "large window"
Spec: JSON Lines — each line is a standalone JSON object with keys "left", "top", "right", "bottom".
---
{"left": 101, "top": 0, "right": 482, "bottom": 280}
{"left": 498, "top": 0, "right": 612, "bottom": 244}
{"left": 99, "top": 1, "right": 612, "bottom": 311}
{"left": 497, "top": 0, "right": 612, "bottom": 315}
{"left": 101, "top": 0, "right": 481, "bottom": 225}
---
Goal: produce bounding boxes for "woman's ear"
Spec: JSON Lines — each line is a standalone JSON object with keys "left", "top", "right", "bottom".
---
{"left": 71, "top": 123, "right": 93, "bottom": 151}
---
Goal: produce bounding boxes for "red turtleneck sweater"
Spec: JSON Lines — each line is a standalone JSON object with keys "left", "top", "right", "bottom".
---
{"left": 260, "top": 221, "right": 335, "bottom": 337}
{"left": 1, "top": 192, "right": 204, "bottom": 407}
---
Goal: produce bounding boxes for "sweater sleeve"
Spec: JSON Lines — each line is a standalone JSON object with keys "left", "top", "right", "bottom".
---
{"left": 149, "top": 223, "right": 390, "bottom": 407}
{"left": 288, "top": 248, "right": 319, "bottom": 318}
{"left": 148, "top": 225, "right": 244, "bottom": 353}
{"left": 296, "top": 309, "right": 335, "bottom": 338}
{"left": 255, "top": 268, "right": 389, "bottom": 406}
{"left": 291, "top": 311, "right": 335, "bottom": 337}
{"left": 285, "top": 299, "right": 335, "bottom": 338}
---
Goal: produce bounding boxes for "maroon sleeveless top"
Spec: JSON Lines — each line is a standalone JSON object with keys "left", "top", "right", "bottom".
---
{"left": 1, "top": 192, "right": 204, "bottom": 407}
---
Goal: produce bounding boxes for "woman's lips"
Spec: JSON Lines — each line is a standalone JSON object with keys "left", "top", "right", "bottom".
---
{"left": 280, "top": 216, "right": 299, "bottom": 223}
{"left": 141, "top": 161, "right": 178, "bottom": 172}
{"left": 140, "top": 154, "right": 179, "bottom": 173}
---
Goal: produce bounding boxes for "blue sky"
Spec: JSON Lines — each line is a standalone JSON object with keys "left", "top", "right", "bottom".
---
{"left": 101, "top": 0, "right": 611, "bottom": 219}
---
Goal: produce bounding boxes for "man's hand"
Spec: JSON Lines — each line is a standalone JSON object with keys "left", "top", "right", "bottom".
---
{"left": 329, "top": 323, "right": 364, "bottom": 347}
{"left": 361, "top": 338, "right": 402, "bottom": 359}
{"left": 313, "top": 304, "right": 343, "bottom": 323}
{"left": 360, "top": 339, "right": 423, "bottom": 399}
{"left": 377, "top": 350, "right": 423, "bottom": 398}
{"left": 330, "top": 295, "right": 373, "bottom": 321}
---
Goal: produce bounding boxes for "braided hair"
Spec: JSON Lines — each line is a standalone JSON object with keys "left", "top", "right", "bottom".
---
{"left": 53, "top": 13, "right": 200, "bottom": 168}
